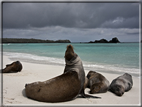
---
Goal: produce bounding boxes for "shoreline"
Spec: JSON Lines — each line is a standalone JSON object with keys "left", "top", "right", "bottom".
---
{"left": 2, "top": 55, "right": 141, "bottom": 106}
{"left": 3, "top": 51, "right": 140, "bottom": 77}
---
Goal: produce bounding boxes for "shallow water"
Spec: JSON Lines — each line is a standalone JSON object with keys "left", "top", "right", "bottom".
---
{"left": 3, "top": 43, "right": 140, "bottom": 77}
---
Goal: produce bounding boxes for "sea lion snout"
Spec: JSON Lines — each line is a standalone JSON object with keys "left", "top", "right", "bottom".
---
{"left": 114, "top": 89, "right": 124, "bottom": 96}
{"left": 65, "top": 45, "right": 75, "bottom": 61}
{"left": 109, "top": 84, "right": 125, "bottom": 96}
{"left": 117, "top": 92, "right": 124, "bottom": 96}
{"left": 115, "top": 85, "right": 125, "bottom": 96}
{"left": 68, "top": 45, "right": 72, "bottom": 48}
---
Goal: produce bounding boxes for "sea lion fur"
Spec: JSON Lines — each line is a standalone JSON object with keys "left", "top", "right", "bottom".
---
{"left": 2, "top": 61, "right": 22, "bottom": 73}
{"left": 64, "top": 45, "right": 100, "bottom": 98}
{"left": 84, "top": 76, "right": 89, "bottom": 89}
{"left": 25, "top": 44, "right": 100, "bottom": 103}
{"left": 25, "top": 71, "right": 81, "bottom": 102}
{"left": 87, "top": 71, "right": 109, "bottom": 94}
{"left": 109, "top": 73, "right": 133, "bottom": 96}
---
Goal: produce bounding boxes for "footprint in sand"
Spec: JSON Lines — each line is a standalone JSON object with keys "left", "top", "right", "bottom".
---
{"left": 4, "top": 97, "right": 15, "bottom": 100}
{"left": 4, "top": 97, "right": 15, "bottom": 104}
{"left": 87, "top": 99, "right": 98, "bottom": 104}
{"left": 3, "top": 89, "right": 7, "bottom": 94}
{"left": 6, "top": 100, "right": 13, "bottom": 104}
{"left": 5, "top": 99, "right": 21, "bottom": 104}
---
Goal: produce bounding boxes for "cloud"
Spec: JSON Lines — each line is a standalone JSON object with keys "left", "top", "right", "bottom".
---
{"left": 101, "top": 16, "right": 139, "bottom": 28}
{"left": 3, "top": 3, "right": 139, "bottom": 29}
{"left": 2, "top": 2, "right": 139, "bottom": 42}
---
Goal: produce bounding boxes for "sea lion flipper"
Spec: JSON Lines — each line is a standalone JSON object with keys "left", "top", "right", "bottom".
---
{"left": 81, "top": 89, "right": 101, "bottom": 99}
{"left": 83, "top": 94, "right": 101, "bottom": 99}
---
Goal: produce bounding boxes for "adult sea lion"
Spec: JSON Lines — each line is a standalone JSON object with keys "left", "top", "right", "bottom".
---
{"left": 25, "top": 44, "right": 100, "bottom": 103}
{"left": 109, "top": 73, "right": 133, "bottom": 96}
{"left": 64, "top": 45, "right": 100, "bottom": 98}
{"left": 2, "top": 61, "right": 22, "bottom": 73}
{"left": 25, "top": 71, "right": 81, "bottom": 102}
{"left": 87, "top": 71, "right": 109, "bottom": 94}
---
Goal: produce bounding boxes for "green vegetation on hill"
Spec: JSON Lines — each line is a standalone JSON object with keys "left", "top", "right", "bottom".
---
{"left": 2, "top": 38, "right": 71, "bottom": 43}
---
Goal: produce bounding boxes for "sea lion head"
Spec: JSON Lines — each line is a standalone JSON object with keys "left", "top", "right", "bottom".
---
{"left": 123, "top": 73, "right": 133, "bottom": 83}
{"left": 65, "top": 45, "right": 75, "bottom": 61}
{"left": 110, "top": 84, "right": 125, "bottom": 96}
{"left": 90, "top": 83, "right": 101, "bottom": 94}
{"left": 87, "top": 71, "right": 97, "bottom": 79}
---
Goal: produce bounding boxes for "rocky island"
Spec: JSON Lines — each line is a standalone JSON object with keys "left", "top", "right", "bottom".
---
{"left": 89, "top": 37, "right": 120, "bottom": 43}
{"left": 2, "top": 38, "right": 71, "bottom": 43}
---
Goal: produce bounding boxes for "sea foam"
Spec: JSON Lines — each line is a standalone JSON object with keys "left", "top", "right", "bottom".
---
{"left": 3, "top": 52, "right": 65, "bottom": 65}
{"left": 3, "top": 52, "right": 140, "bottom": 77}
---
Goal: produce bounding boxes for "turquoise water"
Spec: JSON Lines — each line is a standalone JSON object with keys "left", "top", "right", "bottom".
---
{"left": 3, "top": 43, "right": 140, "bottom": 76}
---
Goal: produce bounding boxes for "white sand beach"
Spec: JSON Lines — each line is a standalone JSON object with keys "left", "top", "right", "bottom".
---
{"left": 2, "top": 55, "right": 141, "bottom": 106}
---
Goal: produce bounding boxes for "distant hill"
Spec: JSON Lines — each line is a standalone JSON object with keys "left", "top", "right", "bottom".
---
{"left": 2, "top": 38, "right": 71, "bottom": 43}
{"left": 89, "top": 37, "right": 120, "bottom": 43}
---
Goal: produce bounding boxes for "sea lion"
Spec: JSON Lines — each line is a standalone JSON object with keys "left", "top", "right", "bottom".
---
{"left": 25, "top": 71, "right": 81, "bottom": 102}
{"left": 25, "top": 44, "right": 100, "bottom": 103}
{"left": 109, "top": 73, "right": 133, "bottom": 96}
{"left": 64, "top": 45, "right": 100, "bottom": 98}
{"left": 2, "top": 61, "right": 22, "bottom": 73}
{"left": 84, "top": 76, "right": 89, "bottom": 89}
{"left": 87, "top": 71, "right": 109, "bottom": 94}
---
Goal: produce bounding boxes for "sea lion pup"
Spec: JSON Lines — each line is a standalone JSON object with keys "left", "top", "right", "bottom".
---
{"left": 109, "top": 73, "right": 133, "bottom": 96}
{"left": 64, "top": 44, "right": 100, "bottom": 98}
{"left": 87, "top": 71, "right": 109, "bottom": 94}
{"left": 25, "top": 71, "right": 81, "bottom": 102}
{"left": 2, "top": 61, "right": 22, "bottom": 73}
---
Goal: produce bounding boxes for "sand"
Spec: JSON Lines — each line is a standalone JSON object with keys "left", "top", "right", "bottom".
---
{"left": 1, "top": 55, "right": 141, "bottom": 106}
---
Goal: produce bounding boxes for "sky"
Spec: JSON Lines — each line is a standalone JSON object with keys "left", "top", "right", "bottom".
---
{"left": 2, "top": 2, "right": 140, "bottom": 42}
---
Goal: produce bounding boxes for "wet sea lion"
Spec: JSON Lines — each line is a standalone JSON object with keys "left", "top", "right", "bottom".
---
{"left": 109, "top": 73, "right": 133, "bottom": 96}
{"left": 64, "top": 45, "right": 100, "bottom": 98}
{"left": 2, "top": 61, "right": 22, "bottom": 73}
{"left": 87, "top": 71, "right": 109, "bottom": 94}
{"left": 25, "top": 71, "right": 81, "bottom": 102}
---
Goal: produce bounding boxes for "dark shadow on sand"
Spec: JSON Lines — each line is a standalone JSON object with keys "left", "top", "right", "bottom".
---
{"left": 1, "top": 69, "right": 22, "bottom": 73}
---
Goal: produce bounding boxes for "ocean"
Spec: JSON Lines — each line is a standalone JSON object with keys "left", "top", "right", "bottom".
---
{"left": 2, "top": 43, "right": 140, "bottom": 77}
